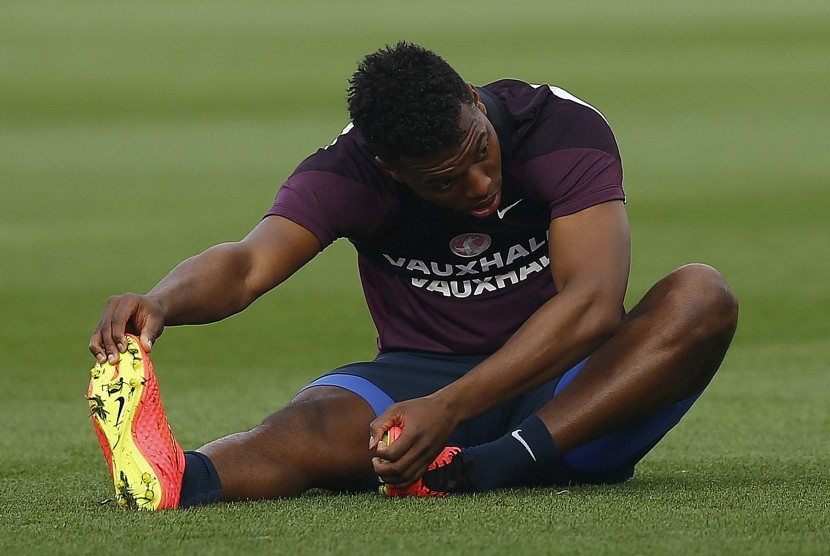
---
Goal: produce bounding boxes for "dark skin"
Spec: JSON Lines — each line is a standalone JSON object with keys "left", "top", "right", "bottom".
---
{"left": 90, "top": 85, "right": 738, "bottom": 497}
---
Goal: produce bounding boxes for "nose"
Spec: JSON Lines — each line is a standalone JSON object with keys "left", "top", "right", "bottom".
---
{"left": 463, "top": 165, "right": 491, "bottom": 200}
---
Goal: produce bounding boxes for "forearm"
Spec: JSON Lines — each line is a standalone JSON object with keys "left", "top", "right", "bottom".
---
{"left": 147, "top": 242, "right": 260, "bottom": 326}
{"left": 432, "top": 202, "right": 631, "bottom": 424}
{"left": 90, "top": 217, "right": 320, "bottom": 363}
{"left": 433, "top": 288, "right": 622, "bottom": 424}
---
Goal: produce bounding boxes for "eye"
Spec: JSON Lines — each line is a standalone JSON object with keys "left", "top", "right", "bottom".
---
{"left": 435, "top": 179, "right": 454, "bottom": 192}
{"left": 477, "top": 143, "right": 489, "bottom": 160}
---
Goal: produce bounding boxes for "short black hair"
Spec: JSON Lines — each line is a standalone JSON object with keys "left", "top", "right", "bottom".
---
{"left": 347, "top": 42, "right": 472, "bottom": 164}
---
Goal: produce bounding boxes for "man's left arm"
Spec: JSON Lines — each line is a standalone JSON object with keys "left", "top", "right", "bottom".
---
{"left": 371, "top": 200, "right": 630, "bottom": 487}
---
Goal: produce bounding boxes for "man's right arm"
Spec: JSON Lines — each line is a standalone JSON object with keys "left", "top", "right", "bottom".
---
{"left": 89, "top": 216, "right": 321, "bottom": 363}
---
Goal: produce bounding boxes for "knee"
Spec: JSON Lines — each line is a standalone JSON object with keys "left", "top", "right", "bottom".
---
{"left": 261, "top": 387, "right": 375, "bottom": 462}
{"left": 666, "top": 263, "right": 738, "bottom": 342}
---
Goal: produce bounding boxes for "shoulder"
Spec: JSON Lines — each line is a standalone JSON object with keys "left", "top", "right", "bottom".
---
{"left": 484, "top": 80, "right": 624, "bottom": 218}
{"left": 484, "top": 79, "right": 619, "bottom": 162}
{"left": 292, "top": 124, "right": 392, "bottom": 186}
{"left": 269, "top": 124, "right": 402, "bottom": 245}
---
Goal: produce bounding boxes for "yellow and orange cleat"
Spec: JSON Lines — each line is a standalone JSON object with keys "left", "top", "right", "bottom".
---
{"left": 87, "top": 334, "right": 184, "bottom": 510}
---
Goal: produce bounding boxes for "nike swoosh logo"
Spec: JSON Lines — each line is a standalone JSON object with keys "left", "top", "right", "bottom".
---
{"left": 114, "top": 396, "right": 126, "bottom": 426}
{"left": 511, "top": 429, "right": 536, "bottom": 461}
{"left": 497, "top": 199, "right": 523, "bottom": 219}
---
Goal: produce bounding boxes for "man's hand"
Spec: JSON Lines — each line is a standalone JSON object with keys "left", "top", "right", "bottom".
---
{"left": 89, "top": 293, "right": 165, "bottom": 364}
{"left": 369, "top": 396, "right": 459, "bottom": 488}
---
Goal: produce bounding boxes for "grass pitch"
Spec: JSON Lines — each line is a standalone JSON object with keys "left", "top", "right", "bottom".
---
{"left": 1, "top": 1, "right": 829, "bottom": 554}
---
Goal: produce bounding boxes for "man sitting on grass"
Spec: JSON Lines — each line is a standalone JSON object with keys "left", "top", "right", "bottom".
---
{"left": 88, "top": 41, "right": 738, "bottom": 509}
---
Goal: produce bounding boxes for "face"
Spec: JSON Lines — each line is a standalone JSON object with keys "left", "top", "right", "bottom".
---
{"left": 376, "top": 87, "right": 503, "bottom": 218}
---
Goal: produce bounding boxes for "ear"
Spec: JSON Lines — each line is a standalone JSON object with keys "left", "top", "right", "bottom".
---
{"left": 375, "top": 156, "right": 402, "bottom": 182}
{"left": 467, "top": 83, "right": 487, "bottom": 115}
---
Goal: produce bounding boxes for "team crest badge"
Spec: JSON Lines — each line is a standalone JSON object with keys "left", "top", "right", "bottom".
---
{"left": 449, "top": 233, "right": 492, "bottom": 258}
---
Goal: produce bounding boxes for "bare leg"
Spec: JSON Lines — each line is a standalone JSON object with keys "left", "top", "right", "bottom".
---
{"left": 538, "top": 263, "right": 739, "bottom": 452}
{"left": 194, "top": 264, "right": 737, "bottom": 499}
{"left": 197, "top": 386, "right": 376, "bottom": 500}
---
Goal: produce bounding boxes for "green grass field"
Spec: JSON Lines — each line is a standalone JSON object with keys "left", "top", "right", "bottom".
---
{"left": 2, "top": 0, "right": 829, "bottom": 553}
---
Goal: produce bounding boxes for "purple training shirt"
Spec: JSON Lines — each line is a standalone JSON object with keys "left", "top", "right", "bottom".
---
{"left": 268, "top": 79, "right": 625, "bottom": 355}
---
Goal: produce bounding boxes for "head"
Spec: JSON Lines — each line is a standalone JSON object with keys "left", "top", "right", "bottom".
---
{"left": 348, "top": 42, "right": 502, "bottom": 218}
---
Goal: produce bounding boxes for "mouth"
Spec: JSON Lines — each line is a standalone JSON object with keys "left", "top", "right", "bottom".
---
{"left": 469, "top": 190, "right": 502, "bottom": 218}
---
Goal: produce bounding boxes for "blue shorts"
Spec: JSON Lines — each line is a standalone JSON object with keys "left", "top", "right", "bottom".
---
{"left": 302, "top": 351, "right": 699, "bottom": 486}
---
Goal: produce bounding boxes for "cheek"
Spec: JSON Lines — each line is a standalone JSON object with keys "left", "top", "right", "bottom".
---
{"left": 433, "top": 192, "right": 466, "bottom": 208}
{"left": 486, "top": 155, "right": 503, "bottom": 186}
{"left": 488, "top": 150, "right": 502, "bottom": 173}
{"left": 416, "top": 188, "right": 469, "bottom": 211}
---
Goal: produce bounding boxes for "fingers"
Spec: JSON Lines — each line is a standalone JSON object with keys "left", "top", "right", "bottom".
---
{"left": 139, "top": 309, "right": 164, "bottom": 352}
{"left": 89, "top": 329, "right": 108, "bottom": 364}
{"left": 369, "top": 399, "right": 460, "bottom": 487}
{"left": 368, "top": 409, "right": 410, "bottom": 460}
{"left": 89, "top": 295, "right": 128, "bottom": 364}
{"left": 139, "top": 332, "right": 154, "bottom": 353}
{"left": 370, "top": 419, "right": 433, "bottom": 488}
{"left": 368, "top": 415, "right": 395, "bottom": 452}
{"left": 89, "top": 293, "right": 164, "bottom": 363}
{"left": 369, "top": 410, "right": 402, "bottom": 477}
{"left": 372, "top": 429, "right": 434, "bottom": 488}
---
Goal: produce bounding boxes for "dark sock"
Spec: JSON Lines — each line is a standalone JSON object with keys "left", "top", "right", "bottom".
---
{"left": 463, "top": 415, "right": 558, "bottom": 491}
{"left": 179, "top": 451, "right": 223, "bottom": 508}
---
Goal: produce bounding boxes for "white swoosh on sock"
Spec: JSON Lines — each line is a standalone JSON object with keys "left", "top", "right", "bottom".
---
{"left": 511, "top": 429, "right": 536, "bottom": 462}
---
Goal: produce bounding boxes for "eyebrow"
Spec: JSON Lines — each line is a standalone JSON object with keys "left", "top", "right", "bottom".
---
{"left": 427, "top": 131, "right": 487, "bottom": 184}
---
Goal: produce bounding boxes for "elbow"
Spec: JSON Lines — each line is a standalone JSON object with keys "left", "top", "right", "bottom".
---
{"left": 580, "top": 298, "right": 625, "bottom": 347}
{"left": 595, "top": 310, "right": 624, "bottom": 344}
